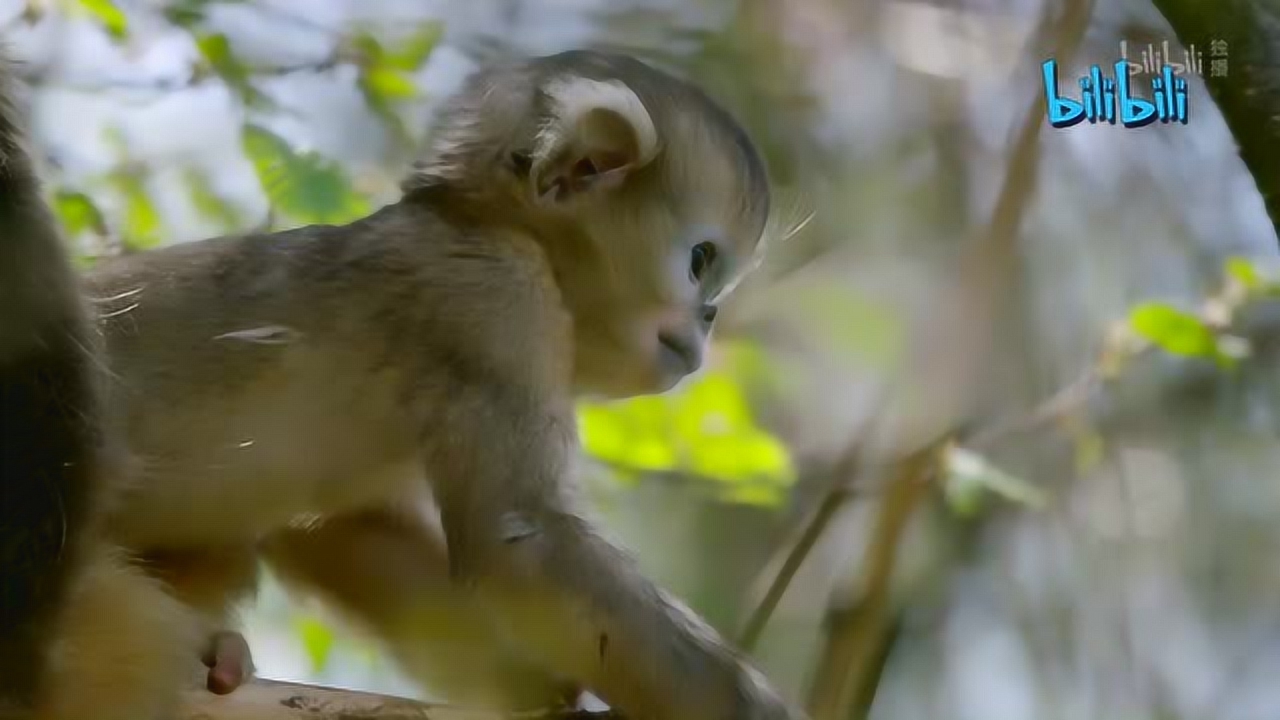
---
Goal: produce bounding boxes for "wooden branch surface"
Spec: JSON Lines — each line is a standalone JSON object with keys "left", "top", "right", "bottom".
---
{"left": 178, "top": 679, "right": 599, "bottom": 720}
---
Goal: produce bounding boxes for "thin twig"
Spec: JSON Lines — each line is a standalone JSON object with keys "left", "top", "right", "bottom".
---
{"left": 738, "top": 391, "right": 892, "bottom": 652}
{"left": 804, "top": 442, "right": 945, "bottom": 720}
{"left": 738, "top": 438, "right": 865, "bottom": 651}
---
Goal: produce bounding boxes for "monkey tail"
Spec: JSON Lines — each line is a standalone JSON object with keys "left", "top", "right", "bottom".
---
{"left": 0, "top": 54, "right": 99, "bottom": 715}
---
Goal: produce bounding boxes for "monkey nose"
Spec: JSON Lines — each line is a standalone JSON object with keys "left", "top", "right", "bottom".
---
{"left": 700, "top": 304, "right": 718, "bottom": 326}
{"left": 658, "top": 331, "right": 702, "bottom": 375}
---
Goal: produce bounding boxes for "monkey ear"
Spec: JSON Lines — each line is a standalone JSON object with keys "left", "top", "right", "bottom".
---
{"left": 528, "top": 78, "right": 659, "bottom": 205}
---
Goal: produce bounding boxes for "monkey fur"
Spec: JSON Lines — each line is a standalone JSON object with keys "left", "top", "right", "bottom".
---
{"left": 0, "top": 53, "right": 100, "bottom": 717}
{"left": 75, "top": 50, "right": 802, "bottom": 719}
{"left": 0, "top": 58, "right": 202, "bottom": 720}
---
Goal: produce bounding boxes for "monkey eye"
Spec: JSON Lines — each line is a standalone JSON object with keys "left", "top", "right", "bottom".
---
{"left": 689, "top": 241, "right": 718, "bottom": 283}
{"left": 510, "top": 152, "right": 533, "bottom": 176}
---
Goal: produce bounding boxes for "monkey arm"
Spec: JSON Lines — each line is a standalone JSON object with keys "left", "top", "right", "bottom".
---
{"left": 422, "top": 381, "right": 797, "bottom": 720}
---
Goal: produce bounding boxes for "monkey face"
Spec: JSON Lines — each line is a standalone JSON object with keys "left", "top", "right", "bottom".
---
{"left": 520, "top": 56, "right": 770, "bottom": 398}
{"left": 405, "top": 50, "right": 771, "bottom": 398}
{"left": 561, "top": 179, "right": 767, "bottom": 398}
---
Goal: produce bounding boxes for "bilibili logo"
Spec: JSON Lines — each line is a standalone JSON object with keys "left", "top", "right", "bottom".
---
{"left": 1041, "top": 59, "right": 1189, "bottom": 128}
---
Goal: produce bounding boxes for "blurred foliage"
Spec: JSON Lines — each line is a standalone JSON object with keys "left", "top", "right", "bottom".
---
{"left": 53, "top": 190, "right": 107, "bottom": 238}
{"left": 1128, "top": 302, "right": 1231, "bottom": 365}
{"left": 242, "top": 125, "right": 371, "bottom": 225}
{"left": 185, "top": 168, "right": 244, "bottom": 230}
{"left": 292, "top": 614, "right": 336, "bottom": 673}
{"left": 1121, "top": 256, "right": 1276, "bottom": 371}
{"left": 579, "top": 343, "right": 796, "bottom": 508}
{"left": 942, "top": 444, "right": 1047, "bottom": 517}
{"left": 77, "top": 0, "right": 127, "bottom": 39}
{"left": 42, "top": 0, "right": 442, "bottom": 246}
{"left": 109, "top": 170, "right": 163, "bottom": 250}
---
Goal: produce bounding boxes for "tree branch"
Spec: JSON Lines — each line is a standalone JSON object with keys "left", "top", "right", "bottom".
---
{"left": 178, "top": 679, "right": 613, "bottom": 720}
{"left": 1150, "top": 0, "right": 1280, "bottom": 240}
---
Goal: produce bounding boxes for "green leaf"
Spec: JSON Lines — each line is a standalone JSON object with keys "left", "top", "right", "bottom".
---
{"left": 1226, "top": 256, "right": 1262, "bottom": 290}
{"left": 184, "top": 169, "right": 242, "bottom": 230}
{"left": 577, "top": 369, "right": 796, "bottom": 506}
{"left": 241, "top": 125, "right": 370, "bottom": 225}
{"left": 53, "top": 191, "right": 107, "bottom": 238}
{"left": 78, "top": 0, "right": 127, "bottom": 39}
{"left": 383, "top": 22, "right": 443, "bottom": 71}
{"left": 350, "top": 33, "right": 386, "bottom": 62}
{"left": 1128, "top": 302, "right": 1218, "bottom": 359}
{"left": 357, "top": 66, "right": 415, "bottom": 144}
{"left": 362, "top": 65, "right": 417, "bottom": 100}
{"left": 292, "top": 616, "right": 335, "bottom": 673}
{"left": 197, "top": 33, "right": 270, "bottom": 107}
{"left": 109, "top": 173, "right": 161, "bottom": 251}
{"left": 164, "top": 0, "right": 245, "bottom": 27}
{"left": 349, "top": 31, "right": 420, "bottom": 145}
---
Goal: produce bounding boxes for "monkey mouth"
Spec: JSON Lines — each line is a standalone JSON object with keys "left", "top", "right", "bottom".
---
{"left": 658, "top": 332, "right": 702, "bottom": 376}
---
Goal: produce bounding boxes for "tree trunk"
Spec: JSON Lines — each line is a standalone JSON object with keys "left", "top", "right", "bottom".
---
{"left": 1150, "top": 0, "right": 1280, "bottom": 240}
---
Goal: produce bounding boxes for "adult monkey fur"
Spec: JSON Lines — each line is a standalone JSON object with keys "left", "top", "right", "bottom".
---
{"left": 0, "top": 57, "right": 200, "bottom": 720}
{"left": 85, "top": 50, "right": 805, "bottom": 719}
{"left": 0, "top": 54, "right": 97, "bottom": 715}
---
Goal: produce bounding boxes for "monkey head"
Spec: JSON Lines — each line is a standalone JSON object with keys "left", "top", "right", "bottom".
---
{"left": 405, "top": 50, "right": 771, "bottom": 398}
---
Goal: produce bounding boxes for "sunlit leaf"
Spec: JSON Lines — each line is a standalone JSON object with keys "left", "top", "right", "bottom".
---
{"left": 363, "top": 65, "right": 417, "bottom": 100}
{"left": 357, "top": 69, "right": 415, "bottom": 144}
{"left": 164, "top": 0, "right": 245, "bottom": 26}
{"left": 109, "top": 173, "right": 161, "bottom": 251}
{"left": 241, "top": 125, "right": 370, "bottom": 225}
{"left": 383, "top": 21, "right": 443, "bottom": 71}
{"left": 184, "top": 169, "right": 242, "bottom": 230}
{"left": 577, "top": 368, "right": 796, "bottom": 506}
{"left": 292, "top": 616, "right": 335, "bottom": 673}
{"left": 1128, "top": 302, "right": 1218, "bottom": 359}
{"left": 1226, "top": 256, "right": 1262, "bottom": 291}
{"left": 197, "top": 33, "right": 269, "bottom": 107}
{"left": 53, "top": 191, "right": 107, "bottom": 238}
{"left": 78, "top": 0, "right": 127, "bottom": 39}
{"left": 724, "top": 481, "right": 787, "bottom": 507}
{"left": 348, "top": 32, "right": 420, "bottom": 145}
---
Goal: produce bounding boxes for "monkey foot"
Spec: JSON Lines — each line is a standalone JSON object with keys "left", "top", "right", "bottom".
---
{"left": 201, "top": 630, "right": 255, "bottom": 695}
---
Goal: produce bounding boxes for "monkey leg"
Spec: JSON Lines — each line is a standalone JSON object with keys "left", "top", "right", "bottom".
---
{"left": 260, "top": 507, "right": 578, "bottom": 712}
{"left": 140, "top": 543, "right": 261, "bottom": 695}
{"left": 35, "top": 541, "right": 204, "bottom": 720}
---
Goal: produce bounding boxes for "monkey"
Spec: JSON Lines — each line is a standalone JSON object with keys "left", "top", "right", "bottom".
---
{"left": 0, "top": 51, "right": 101, "bottom": 718}
{"left": 83, "top": 50, "right": 805, "bottom": 720}
{"left": 0, "top": 54, "right": 219, "bottom": 720}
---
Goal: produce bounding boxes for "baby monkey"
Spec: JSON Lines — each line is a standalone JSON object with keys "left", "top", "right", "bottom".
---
{"left": 88, "top": 50, "right": 802, "bottom": 719}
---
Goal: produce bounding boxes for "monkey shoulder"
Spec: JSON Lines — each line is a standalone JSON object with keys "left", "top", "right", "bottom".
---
{"left": 395, "top": 220, "right": 574, "bottom": 391}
